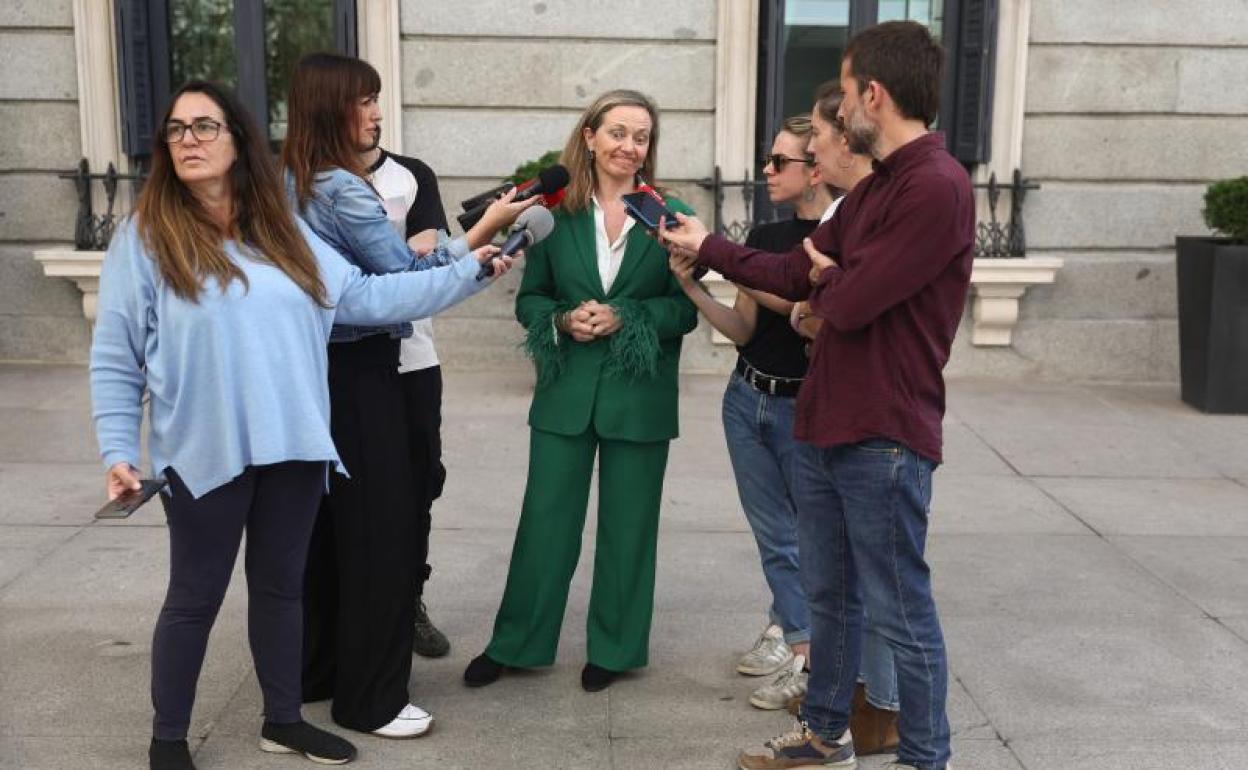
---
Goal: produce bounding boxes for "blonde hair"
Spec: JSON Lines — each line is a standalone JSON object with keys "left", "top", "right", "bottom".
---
{"left": 559, "top": 89, "right": 661, "bottom": 213}
{"left": 781, "top": 114, "right": 813, "bottom": 140}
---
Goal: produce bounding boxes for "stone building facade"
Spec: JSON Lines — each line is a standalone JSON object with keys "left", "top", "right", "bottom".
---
{"left": 1, "top": 0, "right": 1241, "bottom": 382}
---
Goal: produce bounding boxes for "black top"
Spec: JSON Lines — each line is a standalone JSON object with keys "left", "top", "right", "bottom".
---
{"left": 368, "top": 150, "right": 449, "bottom": 238}
{"left": 734, "top": 217, "right": 820, "bottom": 379}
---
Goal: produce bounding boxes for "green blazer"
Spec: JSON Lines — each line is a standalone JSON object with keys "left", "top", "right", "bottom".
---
{"left": 516, "top": 199, "right": 698, "bottom": 442}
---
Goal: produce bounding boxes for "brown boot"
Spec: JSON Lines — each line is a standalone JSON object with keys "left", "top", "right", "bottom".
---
{"left": 849, "top": 683, "right": 899, "bottom": 756}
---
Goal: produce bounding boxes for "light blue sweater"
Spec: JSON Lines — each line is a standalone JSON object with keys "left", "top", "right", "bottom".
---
{"left": 90, "top": 217, "right": 485, "bottom": 498}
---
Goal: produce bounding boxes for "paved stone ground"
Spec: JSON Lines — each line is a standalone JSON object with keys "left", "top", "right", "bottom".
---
{"left": 2, "top": 363, "right": 1248, "bottom": 769}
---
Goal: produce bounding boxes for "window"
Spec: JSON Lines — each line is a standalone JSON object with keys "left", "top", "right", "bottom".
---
{"left": 756, "top": 0, "right": 996, "bottom": 170}
{"left": 115, "top": 0, "right": 357, "bottom": 157}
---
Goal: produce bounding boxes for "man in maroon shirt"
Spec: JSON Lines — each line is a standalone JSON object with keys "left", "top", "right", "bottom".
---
{"left": 662, "top": 21, "right": 970, "bottom": 770}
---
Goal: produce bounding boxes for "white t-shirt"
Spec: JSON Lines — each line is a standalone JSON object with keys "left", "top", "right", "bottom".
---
{"left": 369, "top": 152, "right": 442, "bottom": 372}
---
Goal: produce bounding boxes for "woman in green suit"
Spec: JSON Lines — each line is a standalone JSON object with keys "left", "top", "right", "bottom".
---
{"left": 464, "top": 89, "right": 698, "bottom": 692}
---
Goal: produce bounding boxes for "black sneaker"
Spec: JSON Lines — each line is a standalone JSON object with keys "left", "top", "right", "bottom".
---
{"left": 149, "top": 739, "right": 195, "bottom": 770}
{"left": 581, "top": 663, "right": 619, "bottom": 692}
{"left": 413, "top": 602, "right": 450, "bottom": 658}
{"left": 259, "top": 720, "right": 357, "bottom": 765}
{"left": 463, "top": 653, "right": 504, "bottom": 687}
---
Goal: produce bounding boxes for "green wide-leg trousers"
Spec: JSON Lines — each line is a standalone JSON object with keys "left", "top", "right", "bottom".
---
{"left": 485, "top": 426, "right": 670, "bottom": 671}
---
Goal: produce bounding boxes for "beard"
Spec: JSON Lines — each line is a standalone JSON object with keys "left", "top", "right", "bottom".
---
{"left": 360, "top": 127, "right": 380, "bottom": 152}
{"left": 844, "top": 104, "right": 878, "bottom": 156}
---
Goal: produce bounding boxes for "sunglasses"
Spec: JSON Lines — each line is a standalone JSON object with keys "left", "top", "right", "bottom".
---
{"left": 766, "top": 153, "right": 816, "bottom": 172}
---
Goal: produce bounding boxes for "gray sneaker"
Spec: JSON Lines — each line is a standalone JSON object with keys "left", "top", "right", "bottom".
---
{"left": 737, "top": 624, "right": 794, "bottom": 676}
{"left": 413, "top": 602, "right": 450, "bottom": 658}
{"left": 749, "top": 654, "right": 808, "bottom": 710}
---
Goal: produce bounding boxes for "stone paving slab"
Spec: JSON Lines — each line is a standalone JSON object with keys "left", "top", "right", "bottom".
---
{"left": 5, "top": 366, "right": 1248, "bottom": 769}
{"left": 1036, "top": 477, "right": 1248, "bottom": 536}
{"left": 1110, "top": 536, "right": 1248, "bottom": 618}
{"left": 928, "top": 475, "right": 1088, "bottom": 535}
{"left": 929, "top": 534, "right": 1198, "bottom": 620}
{"left": 0, "top": 462, "right": 105, "bottom": 526}
{"left": 945, "top": 613, "right": 1248, "bottom": 744}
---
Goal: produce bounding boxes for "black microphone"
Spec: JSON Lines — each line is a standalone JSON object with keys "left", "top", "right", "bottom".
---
{"left": 459, "top": 183, "right": 514, "bottom": 213}
{"left": 457, "top": 165, "right": 570, "bottom": 232}
{"left": 477, "top": 205, "right": 556, "bottom": 281}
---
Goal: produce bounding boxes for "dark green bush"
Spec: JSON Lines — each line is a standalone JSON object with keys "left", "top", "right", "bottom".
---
{"left": 1203, "top": 176, "right": 1248, "bottom": 242}
{"left": 506, "top": 150, "right": 562, "bottom": 185}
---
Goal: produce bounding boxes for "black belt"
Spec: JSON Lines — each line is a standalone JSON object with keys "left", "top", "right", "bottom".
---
{"left": 735, "top": 359, "right": 804, "bottom": 398}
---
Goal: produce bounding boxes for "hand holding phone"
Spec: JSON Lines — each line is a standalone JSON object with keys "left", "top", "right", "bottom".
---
{"left": 621, "top": 191, "right": 679, "bottom": 232}
{"left": 95, "top": 478, "right": 168, "bottom": 519}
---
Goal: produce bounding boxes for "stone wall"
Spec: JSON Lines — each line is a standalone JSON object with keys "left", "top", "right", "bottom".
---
{"left": 397, "top": 0, "right": 725, "bottom": 371}
{"left": 960, "top": 0, "right": 1244, "bottom": 382}
{"left": 0, "top": 0, "right": 89, "bottom": 362}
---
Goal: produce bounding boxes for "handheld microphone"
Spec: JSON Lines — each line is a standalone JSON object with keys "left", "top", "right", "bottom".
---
{"left": 459, "top": 183, "right": 514, "bottom": 213}
{"left": 477, "top": 205, "right": 556, "bottom": 281}
{"left": 457, "top": 165, "right": 570, "bottom": 232}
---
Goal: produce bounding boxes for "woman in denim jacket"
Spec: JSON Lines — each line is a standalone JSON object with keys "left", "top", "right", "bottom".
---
{"left": 281, "top": 53, "right": 535, "bottom": 739}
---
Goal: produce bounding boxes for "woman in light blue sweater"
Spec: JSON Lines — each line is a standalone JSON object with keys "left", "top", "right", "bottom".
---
{"left": 90, "top": 82, "right": 513, "bottom": 770}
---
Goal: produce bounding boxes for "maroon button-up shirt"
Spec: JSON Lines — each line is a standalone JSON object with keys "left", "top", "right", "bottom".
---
{"left": 698, "top": 132, "right": 974, "bottom": 463}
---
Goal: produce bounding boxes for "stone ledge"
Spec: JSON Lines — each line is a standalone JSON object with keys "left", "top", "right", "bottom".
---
{"left": 31, "top": 248, "right": 103, "bottom": 323}
{"left": 970, "top": 256, "right": 1064, "bottom": 346}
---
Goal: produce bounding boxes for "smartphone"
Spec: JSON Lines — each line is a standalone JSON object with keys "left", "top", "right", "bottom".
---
{"left": 622, "top": 191, "right": 680, "bottom": 231}
{"left": 95, "top": 478, "right": 168, "bottom": 520}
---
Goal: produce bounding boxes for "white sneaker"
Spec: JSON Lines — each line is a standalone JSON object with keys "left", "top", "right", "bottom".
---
{"left": 372, "top": 703, "right": 433, "bottom": 739}
{"left": 749, "top": 654, "right": 809, "bottom": 710}
{"left": 736, "top": 624, "right": 794, "bottom": 676}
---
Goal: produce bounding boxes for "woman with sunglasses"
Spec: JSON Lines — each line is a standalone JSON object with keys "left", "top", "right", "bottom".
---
{"left": 91, "top": 81, "right": 511, "bottom": 770}
{"left": 668, "top": 115, "right": 833, "bottom": 709}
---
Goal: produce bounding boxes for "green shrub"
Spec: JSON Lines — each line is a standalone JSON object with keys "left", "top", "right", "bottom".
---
{"left": 1203, "top": 176, "right": 1248, "bottom": 242}
{"left": 506, "top": 150, "right": 562, "bottom": 185}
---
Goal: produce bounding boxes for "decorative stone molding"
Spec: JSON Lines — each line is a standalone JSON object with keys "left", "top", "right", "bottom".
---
{"left": 32, "top": 249, "right": 107, "bottom": 324}
{"left": 969, "top": 256, "right": 1063, "bottom": 346}
{"left": 357, "top": 0, "right": 404, "bottom": 155}
{"left": 72, "top": 0, "right": 131, "bottom": 210}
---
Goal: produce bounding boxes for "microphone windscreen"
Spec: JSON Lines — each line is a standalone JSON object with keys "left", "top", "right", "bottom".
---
{"left": 516, "top": 205, "right": 556, "bottom": 243}
{"left": 537, "top": 164, "right": 570, "bottom": 193}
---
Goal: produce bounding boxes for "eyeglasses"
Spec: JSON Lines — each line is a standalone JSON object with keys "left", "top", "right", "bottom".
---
{"left": 766, "top": 153, "right": 816, "bottom": 172}
{"left": 162, "top": 118, "right": 225, "bottom": 144}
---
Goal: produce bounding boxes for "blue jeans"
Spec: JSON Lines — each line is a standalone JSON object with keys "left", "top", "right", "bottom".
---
{"left": 793, "top": 438, "right": 950, "bottom": 770}
{"left": 722, "top": 372, "right": 810, "bottom": 645}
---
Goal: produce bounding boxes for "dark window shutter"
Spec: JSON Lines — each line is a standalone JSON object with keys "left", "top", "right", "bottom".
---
{"left": 334, "top": 0, "right": 358, "bottom": 56}
{"left": 114, "top": 0, "right": 170, "bottom": 158}
{"left": 950, "top": 0, "right": 998, "bottom": 164}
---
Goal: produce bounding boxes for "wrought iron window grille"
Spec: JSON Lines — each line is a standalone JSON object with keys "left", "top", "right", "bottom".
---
{"left": 972, "top": 169, "right": 1039, "bottom": 259}
{"left": 59, "top": 158, "right": 145, "bottom": 251}
{"left": 697, "top": 165, "right": 1038, "bottom": 259}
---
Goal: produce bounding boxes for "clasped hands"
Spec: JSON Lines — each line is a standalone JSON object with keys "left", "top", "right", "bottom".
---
{"left": 559, "top": 300, "right": 621, "bottom": 342}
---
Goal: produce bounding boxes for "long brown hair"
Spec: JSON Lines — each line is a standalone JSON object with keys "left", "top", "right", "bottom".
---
{"left": 135, "top": 80, "right": 326, "bottom": 305}
{"left": 560, "top": 89, "right": 661, "bottom": 213}
{"left": 281, "top": 52, "right": 382, "bottom": 209}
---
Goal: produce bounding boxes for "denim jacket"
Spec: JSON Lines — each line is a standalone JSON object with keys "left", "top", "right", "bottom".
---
{"left": 286, "top": 168, "right": 470, "bottom": 342}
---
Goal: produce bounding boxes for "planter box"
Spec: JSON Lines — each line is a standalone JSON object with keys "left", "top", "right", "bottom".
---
{"left": 1175, "top": 237, "right": 1248, "bottom": 414}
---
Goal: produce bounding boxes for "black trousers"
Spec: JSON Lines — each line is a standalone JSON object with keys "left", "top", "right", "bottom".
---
{"left": 400, "top": 365, "right": 445, "bottom": 599}
{"left": 302, "top": 335, "right": 417, "bottom": 732}
{"left": 152, "top": 462, "right": 324, "bottom": 740}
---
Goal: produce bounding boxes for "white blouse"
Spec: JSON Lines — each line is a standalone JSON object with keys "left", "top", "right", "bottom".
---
{"left": 591, "top": 195, "right": 636, "bottom": 293}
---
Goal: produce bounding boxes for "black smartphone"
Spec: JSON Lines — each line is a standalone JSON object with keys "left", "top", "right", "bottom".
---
{"left": 622, "top": 191, "right": 679, "bottom": 231}
{"left": 95, "top": 478, "right": 168, "bottom": 520}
